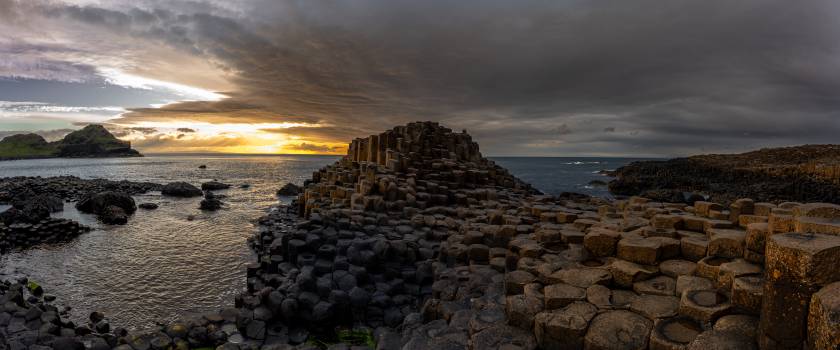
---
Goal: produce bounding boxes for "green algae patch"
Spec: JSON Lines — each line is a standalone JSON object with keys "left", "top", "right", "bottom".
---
{"left": 307, "top": 328, "right": 376, "bottom": 349}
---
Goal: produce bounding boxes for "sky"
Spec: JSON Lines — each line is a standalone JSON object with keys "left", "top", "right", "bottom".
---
{"left": 1, "top": 0, "right": 839, "bottom": 156}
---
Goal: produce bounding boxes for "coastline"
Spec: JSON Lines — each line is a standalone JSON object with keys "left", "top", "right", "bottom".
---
{"left": 1, "top": 122, "right": 839, "bottom": 349}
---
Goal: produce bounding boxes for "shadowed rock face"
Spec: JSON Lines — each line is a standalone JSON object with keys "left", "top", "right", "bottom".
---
{"left": 609, "top": 144, "right": 840, "bottom": 205}
{"left": 57, "top": 125, "right": 141, "bottom": 158}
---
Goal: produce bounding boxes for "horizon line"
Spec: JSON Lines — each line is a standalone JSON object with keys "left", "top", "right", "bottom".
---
{"left": 142, "top": 152, "right": 666, "bottom": 159}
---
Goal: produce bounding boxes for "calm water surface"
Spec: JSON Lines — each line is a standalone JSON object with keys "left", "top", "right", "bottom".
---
{"left": 0, "top": 155, "right": 641, "bottom": 331}
{"left": 0, "top": 155, "right": 338, "bottom": 330}
{"left": 491, "top": 157, "right": 654, "bottom": 197}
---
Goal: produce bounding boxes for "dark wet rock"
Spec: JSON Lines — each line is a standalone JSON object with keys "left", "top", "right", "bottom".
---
{"left": 276, "top": 183, "right": 302, "bottom": 197}
{"left": 138, "top": 203, "right": 159, "bottom": 210}
{"left": 200, "top": 191, "right": 223, "bottom": 211}
{"left": 51, "top": 337, "right": 85, "bottom": 350}
{"left": 12, "top": 194, "right": 64, "bottom": 213}
{"left": 162, "top": 182, "right": 203, "bottom": 197}
{"left": 0, "top": 176, "right": 160, "bottom": 204}
{"left": 76, "top": 191, "right": 136, "bottom": 224}
{"left": 76, "top": 191, "right": 136, "bottom": 214}
{"left": 100, "top": 205, "right": 128, "bottom": 224}
{"left": 202, "top": 181, "right": 231, "bottom": 191}
{"left": 0, "top": 205, "right": 49, "bottom": 225}
{"left": 588, "top": 180, "right": 607, "bottom": 187}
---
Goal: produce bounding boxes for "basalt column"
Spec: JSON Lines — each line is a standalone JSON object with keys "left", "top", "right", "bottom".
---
{"left": 758, "top": 233, "right": 840, "bottom": 349}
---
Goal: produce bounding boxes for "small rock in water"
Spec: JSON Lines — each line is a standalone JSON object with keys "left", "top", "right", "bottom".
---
{"left": 239, "top": 183, "right": 251, "bottom": 189}
{"left": 138, "top": 203, "right": 159, "bottom": 210}
{"left": 588, "top": 180, "right": 607, "bottom": 187}
{"left": 198, "top": 165, "right": 207, "bottom": 169}
{"left": 200, "top": 191, "right": 223, "bottom": 211}
{"left": 187, "top": 215, "right": 196, "bottom": 221}
{"left": 162, "top": 182, "right": 203, "bottom": 197}
{"left": 90, "top": 311, "right": 105, "bottom": 323}
{"left": 201, "top": 181, "right": 231, "bottom": 191}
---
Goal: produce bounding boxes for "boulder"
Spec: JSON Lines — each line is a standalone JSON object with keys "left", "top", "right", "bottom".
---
{"left": 138, "top": 203, "right": 159, "bottom": 210}
{"left": 76, "top": 191, "right": 136, "bottom": 214}
{"left": 277, "top": 183, "right": 303, "bottom": 196}
{"left": 76, "top": 191, "right": 136, "bottom": 224}
{"left": 201, "top": 181, "right": 231, "bottom": 191}
{"left": 200, "top": 192, "right": 223, "bottom": 211}
{"left": 162, "top": 182, "right": 203, "bottom": 197}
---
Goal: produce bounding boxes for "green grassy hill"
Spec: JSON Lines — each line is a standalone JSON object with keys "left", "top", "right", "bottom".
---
{"left": 0, "top": 134, "right": 57, "bottom": 160}
{"left": 0, "top": 125, "right": 141, "bottom": 160}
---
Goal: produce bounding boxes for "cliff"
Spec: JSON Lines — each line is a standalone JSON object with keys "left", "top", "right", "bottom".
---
{"left": 0, "top": 125, "right": 141, "bottom": 160}
{"left": 608, "top": 144, "right": 840, "bottom": 204}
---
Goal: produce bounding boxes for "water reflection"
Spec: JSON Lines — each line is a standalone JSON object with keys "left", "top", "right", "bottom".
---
{"left": 0, "top": 155, "right": 337, "bottom": 331}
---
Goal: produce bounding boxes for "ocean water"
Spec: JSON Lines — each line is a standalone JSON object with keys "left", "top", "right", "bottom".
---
{"left": 0, "top": 155, "right": 639, "bottom": 331}
{"left": 491, "top": 157, "right": 654, "bottom": 197}
{"left": 0, "top": 155, "right": 339, "bottom": 330}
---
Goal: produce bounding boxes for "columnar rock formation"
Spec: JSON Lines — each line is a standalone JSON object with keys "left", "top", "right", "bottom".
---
{"left": 2, "top": 122, "right": 839, "bottom": 350}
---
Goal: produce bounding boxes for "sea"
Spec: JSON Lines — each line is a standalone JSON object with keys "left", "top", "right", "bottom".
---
{"left": 0, "top": 155, "right": 648, "bottom": 331}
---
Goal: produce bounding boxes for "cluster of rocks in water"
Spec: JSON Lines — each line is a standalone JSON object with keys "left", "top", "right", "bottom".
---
{"left": 0, "top": 177, "right": 161, "bottom": 204}
{"left": 0, "top": 175, "right": 240, "bottom": 250}
{"left": 2, "top": 122, "right": 839, "bottom": 350}
{"left": 0, "top": 218, "right": 90, "bottom": 252}
{"left": 0, "top": 176, "right": 159, "bottom": 250}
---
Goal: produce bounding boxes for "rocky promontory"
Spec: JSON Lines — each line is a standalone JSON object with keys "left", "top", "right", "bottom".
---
{"left": 0, "top": 125, "right": 141, "bottom": 160}
{"left": 2, "top": 122, "right": 839, "bottom": 350}
{"left": 608, "top": 144, "right": 840, "bottom": 205}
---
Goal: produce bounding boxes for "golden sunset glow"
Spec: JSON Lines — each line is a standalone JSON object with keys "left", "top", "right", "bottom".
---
{"left": 111, "top": 120, "right": 347, "bottom": 154}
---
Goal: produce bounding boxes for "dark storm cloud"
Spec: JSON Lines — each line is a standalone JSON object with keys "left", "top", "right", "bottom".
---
{"left": 177, "top": 128, "right": 196, "bottom": 133}
{"left": 8, "top": 0, "right": 840, "bottom": 155}
{"left": 129, "top": 127, "right": 158, "bottom": 134}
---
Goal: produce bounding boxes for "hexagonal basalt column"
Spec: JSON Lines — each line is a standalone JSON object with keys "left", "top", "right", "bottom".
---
{"left": 807, "top": 281, "right": 840, "bottom": 350}
{"left": 534, "top": 301, "right": 597, "bottom": 349}
{"left": 678, "top": 289, "right": 731, "bottom": 324}
{"left": 706, "top": 229, "right": 746, "bottom": 258}
{"left": 584, "top": 310, "right": 653, "bottom": 350}
{"left": 650, "top": 317, "right": 704, "bottom": 350}
{"left": 759, "top": 233, "right": 840, "bottom": 350}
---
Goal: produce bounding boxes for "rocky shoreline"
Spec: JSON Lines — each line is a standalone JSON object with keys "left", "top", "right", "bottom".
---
{"left": 608, "top": 144, "right": 840, "bottom": 205}
{"left": 2, "top": 122, "right": 840, "bottom": 349}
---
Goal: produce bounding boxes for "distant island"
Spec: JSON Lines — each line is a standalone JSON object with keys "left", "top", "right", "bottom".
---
{"left": 0, "top": 125, "right": 141, "bottom": 161}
